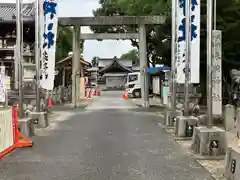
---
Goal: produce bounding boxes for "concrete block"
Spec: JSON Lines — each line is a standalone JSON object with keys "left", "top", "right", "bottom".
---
{"left": 224, "top": 104, "right": 235, "bottom": 130}
{"left": 164, "top": 110, "right": 183, "bottom": 127}
{"left": 18, "top": 118, "right": 35, "bottom": 137}
{"left": 176, "top": 103, "right": 184, "bottom": 110}
{"left": 197, "top": 114, "right": 223, "bottom": 126}
{"left": 175, "top": 116, "right": 198, "bottom": 137}
{"left": 191, "top": 126, "right": 227, "bottom": 157}
{"left": 30, "top": 112, "right": 48, "bottom": 128}
{"left": 236, "top": 108, "right": 240, "bottom": 126}
{"left": 224, "top": 147, "right": 240, "bottom": 180}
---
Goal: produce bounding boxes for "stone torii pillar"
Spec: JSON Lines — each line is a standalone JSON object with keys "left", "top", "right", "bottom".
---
{"left": 72, "top": 27, "right": 80, "bottom": 105}
{"left": 139, "top": 24, "right": 149, "bottom": 107}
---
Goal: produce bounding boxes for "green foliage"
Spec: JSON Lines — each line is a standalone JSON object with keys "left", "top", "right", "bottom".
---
{"left": 91, "top": 0, "right": 171, "bottom": 66}
{"left": 56, "top": 26, "right": 84, "bottom": 62}
{"left": 92, "top": 0, "right": 240, "bottom": 73}
{"left": 120, "top": 49, "right": 139, "bottom": 65}
{"left": 91, "top": 56, "right": 100, "bottom": 67}
{"left": 55, "top": 26, "right": 73, "bottom": 62}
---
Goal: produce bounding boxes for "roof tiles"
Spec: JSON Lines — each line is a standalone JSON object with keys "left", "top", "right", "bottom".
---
{"left": 0, "top": 3, "right": 35, "bottom": 22}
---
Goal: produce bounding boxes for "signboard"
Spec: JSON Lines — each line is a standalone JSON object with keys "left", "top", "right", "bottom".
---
{"left": 39, "top": 0, "right": 58, "bottom": 90}
{"left": 212, "top": 30, "right": 222, "bottom": 115}
{"left": 0, "top": 66, "right": 5, "bottom": 75}
{"left": 0, "top": 75, "right": 5, "bottom": 103}
{"left": 162, "top": 87, "right": 169, "bottom": 105}
{"left": 152, "top": 76, "right": 160, "bottom": 95}
{"left": 176, "top": 0, "right": 200, "bottom": 83}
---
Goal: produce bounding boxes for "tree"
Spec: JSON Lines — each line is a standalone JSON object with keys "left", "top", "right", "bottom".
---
{"left": 93, "top": 0, "right": 240, "bottom": 75}
{"left": 56, "top": 26, "right": 84, "bottom": 62}
{"left": 120, "top": 49, "right": 139, "bottom": 65}
{"left": 91, "top": 56, "right": 100, "bottom": 67}
{"left": 55, "top": 26, "right": 73, "bottom": 61}
{"left": 91, "top": 0, "right": 171, "bottom": 67}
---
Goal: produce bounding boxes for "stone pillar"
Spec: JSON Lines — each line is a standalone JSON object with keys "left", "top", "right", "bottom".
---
{"left": 224, "top": 104, "right": 235, "bottom": 130}
{"left": 139, "top": 24, "right": 149, "bottom": 107}
{"left": 72, "top": 27, "right": 81, "bottom": 104}
{"left": 62, "top": 67, "right": 65, "bottom": 87}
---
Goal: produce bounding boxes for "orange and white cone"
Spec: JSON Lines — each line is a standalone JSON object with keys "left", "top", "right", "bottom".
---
{"left": 125, "top": 91, "right": 128, "bottom": 99}
{"left": 87, "top": 89, "right": 91, "bottom": 98}
{"left": 124, "top": 90, "right": 128, "bottom": 100}
{"left": 122, "top": 91, "right": 126, "bottom": 98}
{"left": 48, "top": 96, "right": 53, "bottom": 108}
{"left": 97, "top": 88, "right": 101, "bottom": 96}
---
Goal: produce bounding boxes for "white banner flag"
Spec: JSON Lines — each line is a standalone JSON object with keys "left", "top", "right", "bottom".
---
{"left": 0, "top": 75, "right": 5, "bottom": 103}
{"left": 176, "top": 0, "right": 200, "bottom": 83}
{"left": 39, "top": 0, "right": 58, "bottom": 90}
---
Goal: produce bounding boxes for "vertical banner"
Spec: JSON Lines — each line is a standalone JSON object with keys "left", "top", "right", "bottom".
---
{"left": 0, "top": 75, "right": 5, "bottom": 103}
{"left": 176, "top": 0, "right": 200, "bottom": 83}
{"left": 0, "top": 66, "right": 6, "bottom": 102}
{"left": 212, "top": 30, "right": 222, "bottom": 115}
{"left": 39, "top": 0, "right": 58, "bottom": 90}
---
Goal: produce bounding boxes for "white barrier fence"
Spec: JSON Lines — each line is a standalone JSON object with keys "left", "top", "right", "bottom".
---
{"left": 0, "top": 108, "right": 14, "bottom": 156}
{"left": 152, "top": 76, "right": 161, "bottom": 95}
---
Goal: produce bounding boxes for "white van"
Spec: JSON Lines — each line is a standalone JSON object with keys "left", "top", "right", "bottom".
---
{"left": 125, "top": 72, "right": 141, "bottom": 98}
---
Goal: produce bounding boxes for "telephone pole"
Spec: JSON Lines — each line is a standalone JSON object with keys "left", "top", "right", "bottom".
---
{"left": 184, "top": 0, "right": 191, "bottom": 116}
{"left": 16, "top": 0, "right": 23, "bottom": 118}
{"left": 171, "top": 0, "right": 177, "bottom": 109}
{"left": 206, "top": 0, "right": 213, "bottom": 128}
{"left": 35, "top": 0, "right": 40, "bottom": 112}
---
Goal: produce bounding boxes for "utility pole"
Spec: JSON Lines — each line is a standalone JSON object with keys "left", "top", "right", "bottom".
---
{"left": 207, "top": 0, "right": 213, "bottom": 128}
{"left": 184, "top": 0, "right": 191, "bottom": 116}
{"left": 16, "top": 0, "right": 23, "bottom": 118}
{"left": 213, "top": 0, "right": 216, "bottom": 30}
{"left": 171, "top": 0, "right": 177, "bottom": 109}
{"left": 35, "top": 0, "right": 40, "bottom": 112}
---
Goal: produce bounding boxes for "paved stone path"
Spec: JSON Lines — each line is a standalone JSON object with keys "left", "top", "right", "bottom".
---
{"left": 0, "top": 91, "right": 214, "bottom": 180}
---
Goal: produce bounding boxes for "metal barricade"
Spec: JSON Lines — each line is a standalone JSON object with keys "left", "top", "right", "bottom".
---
{"left": 0, "top": 106, "right": 33, "bottom": 159}
{"left": 0, "top": 108, "right": 14, "bottom": 158}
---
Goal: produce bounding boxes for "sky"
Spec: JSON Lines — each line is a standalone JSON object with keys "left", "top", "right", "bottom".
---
{"left": 0, "top": 0, "right": 134, "bottom": 61}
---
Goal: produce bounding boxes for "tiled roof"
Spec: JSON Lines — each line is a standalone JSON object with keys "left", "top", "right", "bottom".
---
{"left": 99, "top": 59, "right": 133, "bottom": 74}
{"left": 99, "top": 58, "right": 132, "bottom": 67}
{"left": 0, "top": 3, "right": 35, "bottom": 22}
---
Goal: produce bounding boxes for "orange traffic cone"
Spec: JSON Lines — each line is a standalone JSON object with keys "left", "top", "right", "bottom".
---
{"left": 97, "top": 88, "right": 101, "bottom": 96}
{"left": 124, "top": 90, "right": 128, "bottom": 100}
{"left": 87, "top": 89, "right": 91, "bottom": 98}
{"left": 122, "top": 91, "right": 126, "bottom": 98}
{"left": 93, "top": 89, "right": 97, "bottom": 96}
{"left": 85, "top": 88, "right": 87, "bottom": 97}
{"left": 48, "top": 96, "right": 53, "bottom": 107}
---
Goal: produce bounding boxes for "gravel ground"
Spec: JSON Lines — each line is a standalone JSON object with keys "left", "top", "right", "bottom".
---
{"left": 0, "top": 91, "right": 214, "bottom": 180}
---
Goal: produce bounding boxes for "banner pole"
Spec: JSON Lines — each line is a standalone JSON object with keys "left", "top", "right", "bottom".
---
{"left": 35, "top": 0, "right": 40, "bottom": 112}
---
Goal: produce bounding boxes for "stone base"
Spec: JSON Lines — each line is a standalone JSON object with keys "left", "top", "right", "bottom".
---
{"left": 191, "top": 126, "right": 227, "bottom": 158}
{"left": 141, "top": 101, "right": 150, "bottom": 108}
{"left": 18, "top": 118, "right": 35, "bottom": 137}
{"left": 224, "top": 147, "right": 240, "bottom": 180}
{"left": 175, "top": 116, "right": 198, "bottom": 137}
{"left": 63, "top": 101, "right": 89, "bottom": 108}
{"left": 164, "top": 109, "right": 183, "bottom": 127}
{"left": 30, "top": 112, "right": 48, "bottom": 128}
{"left": 197, "top": 114, "right": 223, "bottom": 126}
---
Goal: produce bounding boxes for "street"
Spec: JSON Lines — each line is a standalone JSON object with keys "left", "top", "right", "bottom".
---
{"left": 0, "top": 91, "right": 214, "bottom": 180}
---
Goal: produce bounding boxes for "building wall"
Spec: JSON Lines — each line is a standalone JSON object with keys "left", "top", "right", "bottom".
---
{"left": 106, "top": 75, "right": 126, "bottom": 88}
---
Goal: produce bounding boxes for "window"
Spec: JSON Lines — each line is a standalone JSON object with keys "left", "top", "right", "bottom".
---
{"left": 128, "top": 75, "right": 138, "bottom": 82}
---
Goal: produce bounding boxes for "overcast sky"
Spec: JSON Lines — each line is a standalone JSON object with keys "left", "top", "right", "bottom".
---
{"left": 1, "top": 0, "right": 134, "bottom": 61}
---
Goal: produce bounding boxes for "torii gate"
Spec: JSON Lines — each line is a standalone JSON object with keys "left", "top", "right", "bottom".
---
{"left": 59, "top": 16, "right": 166, "bottom": 107}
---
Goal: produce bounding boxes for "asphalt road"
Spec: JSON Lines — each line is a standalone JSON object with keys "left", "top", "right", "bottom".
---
{"left": 0, "top": 91, "right": 214, "bottom": 180}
